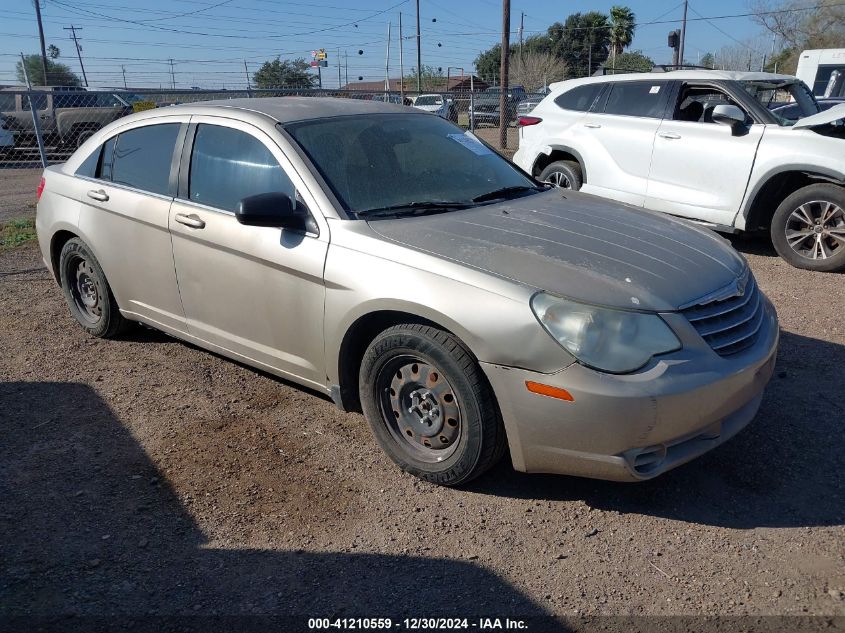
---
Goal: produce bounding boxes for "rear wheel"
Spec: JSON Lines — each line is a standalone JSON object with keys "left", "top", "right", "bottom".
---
{"left": 539, "top": 160, "right": 582, "bottom": 190}
{"left": 770, "top": 184, "right": 845, "bottom": 272}
{"left": 59, "top": 237, "right": 129, "bottom": 338}
{"left": 359, "top": 324, "right": 506, "bottom": 486}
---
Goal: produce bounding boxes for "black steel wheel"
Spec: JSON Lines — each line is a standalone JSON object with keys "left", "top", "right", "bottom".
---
{"left": 58, "top": 237, "right": 129, "bottom": 338}
{"left": 359, "top": 324, "right": 507, "bottom": 486}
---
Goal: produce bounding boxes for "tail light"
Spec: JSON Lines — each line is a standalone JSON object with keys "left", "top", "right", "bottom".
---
{"left": 37, "top": 177, "right": 45, "bottom": 201}
{"left": 518, "top": 116, "right": 542, "bottom": 127}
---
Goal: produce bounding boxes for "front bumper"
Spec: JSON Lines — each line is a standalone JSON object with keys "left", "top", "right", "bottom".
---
{"left": 481, "top": 296, "right": 779, "bottom": 481}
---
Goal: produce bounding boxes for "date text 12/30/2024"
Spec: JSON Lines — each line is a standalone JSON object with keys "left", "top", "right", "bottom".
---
{"left": 308, "top": 618, "right": 529, "bottom": 630}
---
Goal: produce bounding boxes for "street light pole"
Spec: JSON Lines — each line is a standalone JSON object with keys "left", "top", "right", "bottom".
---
{"left": 499, "top": 0, "right": 510, "bottom": 149}
{"left": 415, "top": 0, "right": 422, "bottom": 92}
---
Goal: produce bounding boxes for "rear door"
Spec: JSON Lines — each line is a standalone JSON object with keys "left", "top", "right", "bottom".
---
{"left": 579, "top": 79, "right": 671, "bottom": 207}
{"left": 75, "top": 116, "right": 189, "bottom": 332}
{"left": 646, "top": 81, "right": 764, "bottom": 226}
{"left": 168, "top": 117, "right": 329, "bottom": 388}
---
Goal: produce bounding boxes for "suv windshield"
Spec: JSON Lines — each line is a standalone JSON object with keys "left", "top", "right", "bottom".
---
{"left": 739, "top": 79, "right": 820, "bottom": 126}
{"left": 284, "top": 113, "right": 538, "bottom": 216}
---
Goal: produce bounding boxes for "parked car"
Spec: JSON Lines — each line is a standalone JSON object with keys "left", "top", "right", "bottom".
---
{"left": 514, "top": 70, "right": 845, "bottom": 272}
{"left": 770, "top": 96, "right": 845, "bottom": 122}
{"left": 0, "top": 115, "right": 13, "bottom": 156}
{"left": 516, "top": 90, "right": 550, "bottom": 116}
{"left": 36, "top": 97, "right": 778, "bottom": 486}
{"left": 0, "top": 87, "right": 136, "bottom": 149}
{"left": 470, "top": 85, "right": 527, "bottom": 126}
{"left": 412, "top": 94, "right": 457, "bottom": 121}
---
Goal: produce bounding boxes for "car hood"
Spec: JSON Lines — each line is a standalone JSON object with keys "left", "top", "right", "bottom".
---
{"left": 791, "top": 103, "right": 845, "bottom": 128}
{"left": 367, "top": 189, "right": 747, "bottom": 312}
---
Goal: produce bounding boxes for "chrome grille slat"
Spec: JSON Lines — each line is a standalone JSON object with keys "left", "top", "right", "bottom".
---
{"left": 682, "top": 271, "right": 764, "bottom": 357}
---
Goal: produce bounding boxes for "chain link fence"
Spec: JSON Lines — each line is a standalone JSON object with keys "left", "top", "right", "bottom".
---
{"left": 1, "top": 86, "right": 536, "bottom": 169}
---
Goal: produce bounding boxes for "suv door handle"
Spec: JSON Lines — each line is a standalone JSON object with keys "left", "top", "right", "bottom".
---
{"left": 87, "top": 189, "right": 109, "bottom": 202}
{"left": 583, "top": 123, "right": 602, "bottom": 129}
{"left": 659, "top": 132, "right": 682, "bottom": 140}
{"left": 174, "top": 213, "right": 206, "bottom": 229}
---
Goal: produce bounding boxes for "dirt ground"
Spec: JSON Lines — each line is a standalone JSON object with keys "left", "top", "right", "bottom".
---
{"left": 0, "top": 172, "right": 843, "bottom": 629}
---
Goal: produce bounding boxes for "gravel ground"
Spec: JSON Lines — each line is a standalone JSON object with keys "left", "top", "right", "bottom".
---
{"left": 0, "top": 167, "right": 41, "bottom": 223}
{"left": 0, "top": 173, "right": 843, "bottom": 629}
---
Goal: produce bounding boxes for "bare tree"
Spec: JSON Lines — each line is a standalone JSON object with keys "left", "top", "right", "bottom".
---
{"left": 510, "top": 52, "right": 568, "bottom": 91}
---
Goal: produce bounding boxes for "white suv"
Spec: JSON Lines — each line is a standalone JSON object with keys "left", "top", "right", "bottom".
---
{"left": 514, "top": 70, "right": 845, "bottom": 272}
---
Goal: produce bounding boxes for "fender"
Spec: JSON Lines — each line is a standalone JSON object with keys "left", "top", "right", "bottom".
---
{"left": 532, "top": 143, "right": 588, "bottom": 182}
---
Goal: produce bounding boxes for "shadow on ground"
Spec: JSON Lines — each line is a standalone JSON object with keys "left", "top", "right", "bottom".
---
{"left": 0, "top": 381, "right": 557, "bottom": 630}
{"left": 471, "top": 331, "right": 845, "bottom": 530}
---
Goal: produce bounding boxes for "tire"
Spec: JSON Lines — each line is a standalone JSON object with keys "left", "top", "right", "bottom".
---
{"left": 58, "top": 237, "right": 129, "bottom": 338}
{"left": 770, "top": 183, "right": 845, "bottom": 273}
{"left": 359, "top": 324, "right": 507, "bottom": 486}
{"left": 538, "top": 160, "right": 583, "bottom": 190}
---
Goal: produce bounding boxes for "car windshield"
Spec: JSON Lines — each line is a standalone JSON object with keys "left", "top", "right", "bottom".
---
{"left": 739, "top": 79, "right": 820, "bottom": 126}
{"left": 284, "top": 113, "right": 538, "bottom": 216}
{"left": 415, "top": 96, "right": 441, "bottom": 105}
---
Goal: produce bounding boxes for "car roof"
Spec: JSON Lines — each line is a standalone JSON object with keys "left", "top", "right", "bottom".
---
{"left": 549, "top": 70, "right": 800, "bottom": 92}
{"left": 164, "top": 96, "right": 413, "bottom": 123}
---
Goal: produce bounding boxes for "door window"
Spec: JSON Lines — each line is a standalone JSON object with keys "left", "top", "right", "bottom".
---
{"left": 22, "top": 93, "right": 48, "bottom": 110}
{"left": 108, "top": 123, "right": 180, "bottom": 195}
{"left": 188, "top": 124, "right": 295, "bottom": 213}
{"left": 673, "top": 84, "right": 747, "bottom": 124}
{"left": 0, "top": 93, "right": 16, "bottom": 112}
{"left": 603, "top": 81, "right": 669, "bottom": 118}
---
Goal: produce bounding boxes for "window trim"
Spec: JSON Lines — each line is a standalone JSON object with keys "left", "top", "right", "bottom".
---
{"left": 598, "top": 79, "right": 673, "bottom": 120}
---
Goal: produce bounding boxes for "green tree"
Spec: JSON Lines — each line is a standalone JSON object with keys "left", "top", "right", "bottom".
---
{"left": 252, "top": 57, "right": 316, "bottom": 88}
{"left": 474, "top": 45, "right": 502, "bottom": 84}
{"left": 405, "top": 65, "right": 446, "bottom": 91}
{"left": 700, "top": 52, "right": 715, "bottom": 69}
{"left": 608, "top": 6, "right": 636, "bottom": 68}
{"left": 15, "top": 53, "right": 81, "bottom": 87}
{"left": 549, "top": 12, "right": 611, "bottom": 76}
{"left": 607, "top": 50, "right": 654, "bottom": 73}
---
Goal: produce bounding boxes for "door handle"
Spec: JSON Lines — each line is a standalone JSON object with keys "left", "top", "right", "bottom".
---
{"left": 659, "top": 132, "right": 682, "bottom": 140}
{"left": 174, "top": 213, "right": 206, "bottom": 229}
{"left": 583, "top": 123, "right": 602, "bottom": 129}
{"left": 87, "top": 189, "right": 109, "bottom": 202}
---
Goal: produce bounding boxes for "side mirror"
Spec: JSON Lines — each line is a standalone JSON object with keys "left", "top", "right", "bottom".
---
{"left": 711, "top": 104, "right": 747, "bottom": 134}
{"left": 236, "top": 192, "right": 312, "bottom": 232}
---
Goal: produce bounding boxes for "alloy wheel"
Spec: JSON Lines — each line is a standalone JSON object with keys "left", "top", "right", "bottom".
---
{"left": 784, "top": 200, "right": 845, "bottom": 261}
{"left": 545, "top": 171, "right": 572, "bottom": 189}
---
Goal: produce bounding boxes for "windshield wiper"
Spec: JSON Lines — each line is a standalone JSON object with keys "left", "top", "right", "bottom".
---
{"left": 471, "top": 185, "right": 543, "bottom": 203}
{"left": 356, "top": 201, "right": 471, "bottom": 218}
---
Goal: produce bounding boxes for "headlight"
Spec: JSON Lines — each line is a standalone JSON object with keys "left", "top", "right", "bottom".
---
{"left": 530, "top": 293, "right": 681, "bottom": 373}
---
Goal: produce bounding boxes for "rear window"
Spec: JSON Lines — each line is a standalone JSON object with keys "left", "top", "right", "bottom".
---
{"left": 554, "top": 84, "right": 604, "bottom": 112}
{"left": 53, "top": 93, "right": 98, "bottom": 108}
{"left": 603, "top": 81, "right": 669, "bottom": 118}
{"left": 108, "top": 123, "right": 179, "bottom": 195}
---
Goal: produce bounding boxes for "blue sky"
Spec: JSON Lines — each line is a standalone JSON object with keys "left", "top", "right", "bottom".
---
{"left": 0, "top": 0, "right": 768, "bottom": 89}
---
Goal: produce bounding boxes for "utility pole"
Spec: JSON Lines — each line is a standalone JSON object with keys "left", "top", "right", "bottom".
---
{"left": 64, "top": 25, "right": 88, "bottom": 87}
{"left": 415, "top": 0, "right": 422, "bottom": 92}
{"left": 244, "top": 60, "right": 251, "bottom": 95}
{"left": 121, "top": 65, "right": 127, "bottom": 89}
{"left": 33, "top": 0, "right": 48, "bottom": 85}
{"left": 519, "top": 11, "right": 524, "bottom": 67}
{"left": 337, "top": 47, "right": 341, "bottom": 88}
{"left": 385, "top": 22, "right": 391, "bottom": 93}
{"left": 399, "top": 12, "right": 405, "bottom": 102}
{"left": 499, "top": 0, "right": 510, "bottom": 149}
{"left": 345, "top": 50, "right": 349, "bottom": 88}
{"left": 169, "top": 58, "right": 176, "bottom": 89}
{"left": 678, "top": 0, "right": 688, "bottom": 68}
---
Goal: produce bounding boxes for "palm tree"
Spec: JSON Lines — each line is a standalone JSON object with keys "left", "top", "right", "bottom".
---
{"left": 609, "top": 6, "right": 636, "bottom": 69}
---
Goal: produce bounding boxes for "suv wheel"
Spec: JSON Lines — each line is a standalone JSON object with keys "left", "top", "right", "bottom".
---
{"left": 539, "top": 160, "right": 582, "bottom": 190}
{"left": 771, "top": 184, "right": 845, "bottom": 273}
{"left": 359, "top": 324, "right": 506, "bottom": 486}
{"left": 59, "top": 238, "right": 129, "bottom": 337}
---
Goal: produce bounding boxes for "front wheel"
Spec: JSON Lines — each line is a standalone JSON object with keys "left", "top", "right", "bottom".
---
{"left": 538, "top": 160, "right": 582, "bottom": 190}
{"left": 770, "top": 184, "right": 845, "bottom": 272}
{"left": 359, "top": 324, "right": 506, "bottom": 486}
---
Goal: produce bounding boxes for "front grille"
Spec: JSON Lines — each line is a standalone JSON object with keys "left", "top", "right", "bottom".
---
{"left": 682, "top": 270, "right": 764, "bottom": 356}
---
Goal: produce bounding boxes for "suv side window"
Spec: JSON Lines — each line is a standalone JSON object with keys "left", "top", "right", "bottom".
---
{"left": 0, "top": 93, "right": 16, "bottom": 112}
{"left": 22, "top": 93, "right": 48, "bottom": 110}
{"left": 603, "top": 81, "right": 669, "bottom": 118}
{"left": 674, "top": 84, "right": 748, "bottom": 123}
{"left": 188, "top": 124, "right": 295, "bottom": 213}
{"left": 109, "top": 123, "right": 180, "bottom": 195}
{"left": 554, "top": 83, "right": 604, "bottom": 112}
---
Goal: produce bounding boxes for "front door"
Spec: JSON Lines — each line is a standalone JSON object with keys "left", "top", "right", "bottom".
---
{"left": 646, "top": 82, "right": 764, "bottom": 226}
{"left": 168, "top": 117, "right": 329, "bottom": 388}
